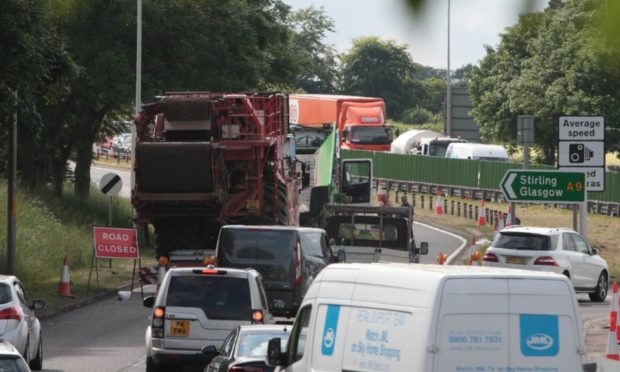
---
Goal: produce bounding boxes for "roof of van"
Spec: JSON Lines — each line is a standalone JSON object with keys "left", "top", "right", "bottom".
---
{"left": 222, "top": 225, "right": 299, "bottom": 231}
{"left": 315, "top": 263, "right": 564, "bottom": 286}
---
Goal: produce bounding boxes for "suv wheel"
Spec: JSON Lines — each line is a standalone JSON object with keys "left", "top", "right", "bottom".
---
{"left": 29, "top": 337, "right": 43, "bottom": 370}
{"left": 588, "top": 272, "right": 608, "bottom": 302}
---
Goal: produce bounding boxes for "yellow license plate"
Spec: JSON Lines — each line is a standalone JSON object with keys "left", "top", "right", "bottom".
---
{"left": 246, "top": 200, "right": 260, "bottom": 209}
{"left": 170, "top": 320, "right": 189, "bottom": 336}
{"left": 505, "top": 256, "right": 528, "bottom": 265}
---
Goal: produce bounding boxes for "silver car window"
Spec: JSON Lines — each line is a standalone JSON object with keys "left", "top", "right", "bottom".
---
{"left": 166, "top": 276, "right": 251, "bottom": 320}
{"left": 570, "top": 233, "right": 590, "bottom": 255}
{"left": 562, "top": 234, "right": 576, "bottom": 252}
{"left": 220, "top": 328, "right": 237, "bottom": 357}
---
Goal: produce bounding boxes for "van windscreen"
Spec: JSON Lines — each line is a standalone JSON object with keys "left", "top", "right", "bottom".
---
{"left": 494, "top": 233, "right": 553, "bottom": 251}
{"left": 221, "top": 229, "right": 257, "bottom": 258}
{"left": 166, "top": 275, "right": 251, "bottom": 320}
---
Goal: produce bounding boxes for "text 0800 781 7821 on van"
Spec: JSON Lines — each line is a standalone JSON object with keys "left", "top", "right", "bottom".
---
{"left": 266, "top": 263, "right": 586, "bottom": 372}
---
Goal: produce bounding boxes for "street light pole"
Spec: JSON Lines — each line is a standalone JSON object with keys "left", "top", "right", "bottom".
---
{"left": 7, "top": 90, "right": 17, "bottom": 275}
{"left": 132, "top": 0, "right": 142, "bottom": 224}
{"left": 446, "top": 0, "right": 452, "bottom": 137}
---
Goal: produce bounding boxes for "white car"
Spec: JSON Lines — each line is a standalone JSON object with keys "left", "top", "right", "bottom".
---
{"left": 0, "top": 340, "right": 31, "bottom": 371}
{"left": 482, "top": 226, "right": 609, "bottom": 302}
{"left": 143, "top": 266, "right": 274, "bottom": 372}
{"left": 0, "top": 275, "right": 46, "bottom": 370}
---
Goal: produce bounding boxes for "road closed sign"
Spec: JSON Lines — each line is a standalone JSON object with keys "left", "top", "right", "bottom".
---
{"left": 93, "top": 227, "right": 139, "bottom": 259}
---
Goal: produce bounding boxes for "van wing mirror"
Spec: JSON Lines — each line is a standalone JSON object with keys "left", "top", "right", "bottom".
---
{"left": 143, "top": 296, "right": 156, "bottom": 308}
{"left": 201, "top": 345, "right": 219, "bottom": 358}
{"left": 337, "top": 249, "right": 346, "bottom": 263}
{"left": 271, "top": 299, "right": 287, "bottom": 312}
{"left": 419, "top": 242, "right": 429, "bottom": 255}
{"left": 267, "top": 337, "right": 288, "bottom": 366}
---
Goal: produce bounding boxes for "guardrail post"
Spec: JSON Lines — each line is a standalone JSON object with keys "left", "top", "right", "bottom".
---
{"left": 443, "top": 198, "right": 448, "bottom": 214}
{"left": 475, "top": 206, "right": 479, "bottom": 221}
{"left": 457, "top": 202, "right": 461, "bottom": 217}
{"left": 429, "top": 196, "right": 433, "bottom": 211}
{"left": 469, "top": 204, "right": 473, "bottom": 219}
{"left": 412, "top": 192, "right": 416, "bottom": 208}
{"left": 420, "top": 195, "right": 424, "bottom": 209}
{"left": 450, "top": 200, "right": 455, "bottom": 215}
{"left": 463, "top": 203, "right": 468, "bottom": 218}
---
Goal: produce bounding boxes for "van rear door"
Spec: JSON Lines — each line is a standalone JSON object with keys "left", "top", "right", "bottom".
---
{"left": 433, "top": 278, "right": 510, "bottom": 371}
{"left": 434, "top": 277, "right": 583, "bottom": 372}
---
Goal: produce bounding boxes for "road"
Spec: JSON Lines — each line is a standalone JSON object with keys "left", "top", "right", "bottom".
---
{"left": 63, "top": 164, "right": 609, "bottom": 371}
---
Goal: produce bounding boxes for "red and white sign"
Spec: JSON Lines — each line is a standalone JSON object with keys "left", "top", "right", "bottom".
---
{"left": 93, "top": 227, "right": 139, "bottom": 259}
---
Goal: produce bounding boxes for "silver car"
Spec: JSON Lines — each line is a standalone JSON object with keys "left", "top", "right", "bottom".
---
{"left": 0, "top": 340, "right": 31, "bottom": 371}
{"left": 143, "top": 266, "right": 274, "bottom": 372}
{"left": 482, "top": 226, "right": 609, "bottom": 302}
{"left": 0, "top": 275, "right": 45, "bottom": 370}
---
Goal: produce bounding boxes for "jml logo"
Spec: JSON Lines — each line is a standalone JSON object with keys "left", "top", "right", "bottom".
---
{"left": 520, "top": 314, "right": 559, "bottom": 357}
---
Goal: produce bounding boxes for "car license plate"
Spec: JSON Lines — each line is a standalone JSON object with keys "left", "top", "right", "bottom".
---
{"left": 170, "top": 320, "right": 189, "bottom": 336}
{"left": 505, "top": 256, "right": 527, "bottom": 265}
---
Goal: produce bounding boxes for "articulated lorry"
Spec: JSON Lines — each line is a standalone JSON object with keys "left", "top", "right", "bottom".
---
{"left": 288, "top": 94, "right": 392, "bottom": 153}
{"left": 131, "top": 92, "right": 307, "bottom": 260}
{"left": 391, "top": 129, "right": 466, "bottom": 157}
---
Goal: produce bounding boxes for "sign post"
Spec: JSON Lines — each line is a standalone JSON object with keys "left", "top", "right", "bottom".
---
{"left": 87, "top": 227, "right": 140, "bottom": 294}
{"left": 99, "top": 173, "right": 123, "bottom": 268}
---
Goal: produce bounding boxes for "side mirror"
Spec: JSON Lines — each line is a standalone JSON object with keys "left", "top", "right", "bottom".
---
{"left": 419, "top": 242, "right": 429, "bottom": 255}
{"left": 202, "top": 345, "right": 219, "bottom": 358}
{"left": 31, "top": 299, "right": 46, "bottom": 311}
{"left": 590, "top": 247, "right": 599, "bottom": 256}
{"left": 271, "top": 299, "right": 287, "bottom": 312}
{"left": 337, "top": 249, "right": 346, "bottom": 262}
{"left": 143, "top": 296, "right": 156, "bottom": 308}
{"left": 267, "top": 337, "right": 288, "bottom": 366}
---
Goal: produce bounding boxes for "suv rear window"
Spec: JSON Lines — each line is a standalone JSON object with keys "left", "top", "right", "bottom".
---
{"left": 166, "top": 275, "right": 251, "bottom": 320}
{"left": 221, "top": 229, "right": 295, "bottom": 260}
{"left": 494, "top": 232, "right": 555, "bottom": 251}
{"left": 0, "top": 285, "right": 12, "bottom": 304}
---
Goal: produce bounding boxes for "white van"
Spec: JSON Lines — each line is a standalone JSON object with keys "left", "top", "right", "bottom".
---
{"left": 267, "top": 263, "right": 586, "bottom": 372}
{"left": 446, "top": 142, "right": 510, "bottom": 161}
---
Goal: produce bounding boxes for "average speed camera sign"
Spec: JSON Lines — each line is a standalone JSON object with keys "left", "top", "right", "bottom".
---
{"left": 99, "top": 173, "right": 122, "bottom": 197}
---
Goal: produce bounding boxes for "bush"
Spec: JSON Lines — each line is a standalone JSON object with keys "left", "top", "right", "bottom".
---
{"left": 401, "top": 107, "right": 434, "bottom": 125}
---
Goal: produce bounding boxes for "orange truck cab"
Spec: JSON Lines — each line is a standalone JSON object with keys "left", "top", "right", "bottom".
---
{"left": 289, "top": 94, "right": 392, "bottom": 152}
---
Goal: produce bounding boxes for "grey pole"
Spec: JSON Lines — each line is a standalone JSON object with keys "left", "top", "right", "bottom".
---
{"left": 6, "top": 90, "right": 17, "bottom": 275}
{"left": 132, "top": 0, "right": 142, "bottom": 223}
{"left": 446, "top": 0, "right": 452, "bottom": 137}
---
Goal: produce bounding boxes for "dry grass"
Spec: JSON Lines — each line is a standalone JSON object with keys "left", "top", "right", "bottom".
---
{"left": 393, "top": 192, "right": 620, "bottom": 280}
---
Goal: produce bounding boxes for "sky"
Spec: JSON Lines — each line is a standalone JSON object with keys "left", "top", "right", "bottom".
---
{"left": 283, "top": 0, "right": 549, "bottom": 69}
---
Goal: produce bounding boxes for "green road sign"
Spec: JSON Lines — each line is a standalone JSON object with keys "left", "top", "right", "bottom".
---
{"left": 500, "top": 170, "right": 585, "bottom": 203}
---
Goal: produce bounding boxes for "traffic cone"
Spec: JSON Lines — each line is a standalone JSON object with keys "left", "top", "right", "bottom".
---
{"left": 477, "top": 200, "right": 487, "bottom": 226}
{"left": 436, "top": 251, "right": 447, "bottom": 265}
{"left": 467, "top": 236, "right": 477, "bottom": 265}
{"left": 615, "top": 281, "right": 620, "bottom": 343}
{"left": 607, "top": 281, "right": 620, "bottom": 360}
{"left": 58, "top": 255, "right": 73, "bottom": 298}
{"left": 435, "top": 191, "right": 444, "bottom": 215}
{"left": 157, "top": 256, "right": 169, "bottom": 292}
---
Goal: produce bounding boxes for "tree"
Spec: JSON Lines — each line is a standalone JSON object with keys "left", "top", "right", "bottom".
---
{"left": 339, "top": 37, "right": 418, "bottom": 119}
{"left": 288, "top": 6, "right": 338, "bottom": 93}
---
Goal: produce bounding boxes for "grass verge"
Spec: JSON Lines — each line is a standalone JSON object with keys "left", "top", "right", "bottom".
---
{"left": 0, "top": 182, "right": 154, "bottom": 307}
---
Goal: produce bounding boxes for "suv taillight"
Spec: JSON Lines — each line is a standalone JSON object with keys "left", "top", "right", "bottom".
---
{"left": 294, "top": 241, "right": 302, "bottom": 286}
{"left": 251, "top": 310, "right": 264, "bottom": 324}
{"left": 0, "top": 307, "right": 22, "bottom": 321}
{"left": 534, "top": 256, "right": 558, "bottom": 266}
{"left": 151, "top": 306, "right": 165, "bottom": 338}
{"left": 483, "top": 252, "right": 498, "bottom": 262}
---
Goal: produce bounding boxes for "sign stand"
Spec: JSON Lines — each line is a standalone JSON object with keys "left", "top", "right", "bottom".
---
{"left": 87, "top": 226, "right": 140, "bottom": 294}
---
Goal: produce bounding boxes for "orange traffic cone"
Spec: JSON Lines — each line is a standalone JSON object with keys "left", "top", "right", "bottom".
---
{"left": 157, "top": 256, "right": 169, "bottom": 292}
{"left": 58, "top": 255, "right": 73, "bottom": 298}
{"left": 477, "top": 200, "right": 487, "bottom": 226}
{"left": 614, "top": 281, "right": 620, "bottom": 343}
{"left": 607, "top": 281, "right": 620, "bottom": 360}
{"left": 434, "top": 191, "right": 444, "bottom": 215}
{"left": 436, "top": 252, "right": 447, "bottom": 265}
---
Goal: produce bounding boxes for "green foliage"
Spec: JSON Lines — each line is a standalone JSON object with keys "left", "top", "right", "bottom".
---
{"left": 401, "top": 107, "right": 434, "bottom": 125}
{"left": 0, "top": 182, "right": 132, "bottom": 286}
{"left": 339, "top": 37, "right": 418, "bottom": 119}
{"left": 288, "top": 6, "right": 338, "bottom": 93}
{"left": 470, "top": 0, "right": 620, "bottom": 164}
